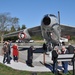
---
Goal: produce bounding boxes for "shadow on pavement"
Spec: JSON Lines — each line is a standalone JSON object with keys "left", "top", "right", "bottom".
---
{"left": 39, "top": 61, "right": 63, "bottom": 75}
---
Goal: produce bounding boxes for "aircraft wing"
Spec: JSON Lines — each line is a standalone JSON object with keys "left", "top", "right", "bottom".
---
{"left": 28, "top": 26, "right": 42, "bottom": 36}
{"left": 3, "top": 30, "right": 24, "bottom": 38}
{"left": 3, "top": 26, "right": 42, "bottom": 40}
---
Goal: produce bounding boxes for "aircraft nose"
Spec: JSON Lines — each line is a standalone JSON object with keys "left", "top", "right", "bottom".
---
{"left": 42, "top": 16, "right": 51, "bottom": 25}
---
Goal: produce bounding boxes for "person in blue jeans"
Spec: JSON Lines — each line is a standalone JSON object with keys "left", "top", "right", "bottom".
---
{"left": 61, "top": 46, "right": 69, "bottom": 74}
{"left": 62, "top": 61, "right": 68, "bottom": 73}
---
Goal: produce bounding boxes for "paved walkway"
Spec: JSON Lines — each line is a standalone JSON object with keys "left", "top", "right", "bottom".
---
{"left": 0, "top": 54, "right": 73, "bottom": 72}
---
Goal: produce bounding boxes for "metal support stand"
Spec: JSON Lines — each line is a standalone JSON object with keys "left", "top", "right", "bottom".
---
{"left": 55, "top": 60, "right": 58, "bottom": 75}
{"left": 43, "top": 52, "right": 45, "bottom": 64}
{"left": 73, "top": 54, "right": 75, "bottom": 75}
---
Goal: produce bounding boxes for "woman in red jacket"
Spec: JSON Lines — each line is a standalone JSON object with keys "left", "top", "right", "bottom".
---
{"left": 12, "top": 44, "right": 19, "bottom": 62}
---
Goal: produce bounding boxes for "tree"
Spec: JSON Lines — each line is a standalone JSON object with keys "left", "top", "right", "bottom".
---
{"left": 11, "top": 25, "right": 16, "bottom": 32}
{"left": 17, "top": 26, "right": 21, "bottom": 31}
{"left": 0, "top": 12, "right": 19, "bottom": 43}
{"left": 0, "top": 13, "right": 11, "bottom": 43}
{"left": 21, "top": 24, "right": 26, "bottom": 29}
{"left": 11, "top": 17, "right": 19, "bottom": 30}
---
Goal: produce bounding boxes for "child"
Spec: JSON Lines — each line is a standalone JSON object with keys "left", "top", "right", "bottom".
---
{"left": 12, "top": 44, "right": 19, "bottom": 62}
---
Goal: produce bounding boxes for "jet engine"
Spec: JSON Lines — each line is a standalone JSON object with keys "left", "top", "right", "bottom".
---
{"left": 41, "top": 14, "right": 61, "bottom": 47}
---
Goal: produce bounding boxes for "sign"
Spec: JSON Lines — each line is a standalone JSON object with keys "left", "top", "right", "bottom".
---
{"left": 55, "top": 54, "right": 75, "bottom": 75}
{"left": 57, "top": 54, "right": 74, "bottom": 61}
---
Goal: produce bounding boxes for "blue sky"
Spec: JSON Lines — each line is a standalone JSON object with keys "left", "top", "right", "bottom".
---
{"left": 0, "top": 0, "right": 75, "bottom": 28}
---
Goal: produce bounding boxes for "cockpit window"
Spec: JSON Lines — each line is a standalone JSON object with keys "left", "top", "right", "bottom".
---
{"left": 49, "top": 14, "right": 57, "bottom": 18}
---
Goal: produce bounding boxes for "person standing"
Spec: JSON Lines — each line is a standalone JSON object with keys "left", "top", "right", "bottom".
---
{"left": 67, "top": 43, "right": 74, "bottom": 54}
{"left": 7, "top": 41, "right": 11, "bottom": 56}
{"left": 67, "top": 43, "right": 74, "bottom": 65}
{"left": 27, "top": 46, "right": 34, "bottom": 67}
{"left": 2, "top": 42, "right": 10, "bottom": 64}
{"left": 12, "top": 44, "right": 19, "bottom": 62}
{"left": 43, "top": 43, "right": 47, "bottom": 51}
{"left": 61, "top": 46, "right": 69, "bottom": 74}
{"left": 52, "top": 46, "right": 58, "bottom": 73}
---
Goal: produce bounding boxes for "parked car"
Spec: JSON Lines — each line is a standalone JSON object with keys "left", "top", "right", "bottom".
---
{"left": 59, "top": 37, "right": 68, "bottom": 43}
{"left": 29, "top": 40, "right": 34, "bottom": 43}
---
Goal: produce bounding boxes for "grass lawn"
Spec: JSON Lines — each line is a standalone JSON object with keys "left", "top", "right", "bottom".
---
{"left": 0, "top": 63, "right": 73, "bottom": 75}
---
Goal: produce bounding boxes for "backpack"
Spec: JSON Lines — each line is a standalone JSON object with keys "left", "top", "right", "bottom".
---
{"left": 2, "top": 44, "right": 8, "bottom": 53}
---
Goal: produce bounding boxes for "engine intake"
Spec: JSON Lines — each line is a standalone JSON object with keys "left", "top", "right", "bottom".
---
{"left": 43, "top": 16, "right": 51, "bottom": 25}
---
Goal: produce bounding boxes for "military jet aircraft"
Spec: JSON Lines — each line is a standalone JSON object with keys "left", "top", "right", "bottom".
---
{"left": 3, "top": 13, "right": 61, "bottom": 49}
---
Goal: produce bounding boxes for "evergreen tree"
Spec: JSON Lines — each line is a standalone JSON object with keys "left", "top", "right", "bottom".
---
{"left": 11, "top": 25, "right": 16, "bottom": 32}
{"left": 21, "top": 24, "right": 26, "bottom": 29}
{"left": 17, "top": 26, "right": 21, "bottom": 31}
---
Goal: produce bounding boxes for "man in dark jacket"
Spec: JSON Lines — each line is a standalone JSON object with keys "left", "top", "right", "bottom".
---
{"left": 67, "top": 43, "right": 74, "bottom": 65}
{"left": 27, "top": 46, "right": 34, "bottom": 67}
{"left": 2, "top": 42, "right": 10, "bottom": 64}
{"left": 67, "top": 43, "right": 74, "bottom": 54}
{"left": 52, "top": 46, "right": 58, "bottom": 73}
{"left": 2, "top": 42, "right": 8, "bottom": 63}
{"left": 43, "top": 43, "right": 47, "bottom": 51}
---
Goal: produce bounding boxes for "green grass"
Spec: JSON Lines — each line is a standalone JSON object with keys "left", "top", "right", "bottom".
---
{"left": 0, "top": 63, "right": 30, "bottom": 75}
{"left": 0, "top": 63, "right": 73, "bottom": 75}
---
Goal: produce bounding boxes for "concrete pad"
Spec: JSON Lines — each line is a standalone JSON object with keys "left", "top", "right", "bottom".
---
{"left": 0, "top": 55, "right": 73, "bottom": 72}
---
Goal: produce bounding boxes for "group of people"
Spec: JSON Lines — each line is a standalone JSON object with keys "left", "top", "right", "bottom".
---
{"left": 52, "top": 43, "right": 75, "bottom": 74}
{"left": 26, "top": 42, "right": 75, "bottom": 73}
{"left": 42, "top": 42, "right": 75, "bottom": 74}
{"left": 2, "top": 41, "right": 11, "bottom": 64}
{"left": 2, "top": 41, "right": 34, "bottom": 67}
{"left": 2, "top": 41, "right": 19, "bottom": 64}
{"left": 2, "top": 41, "right": 75, "bottom": 74}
